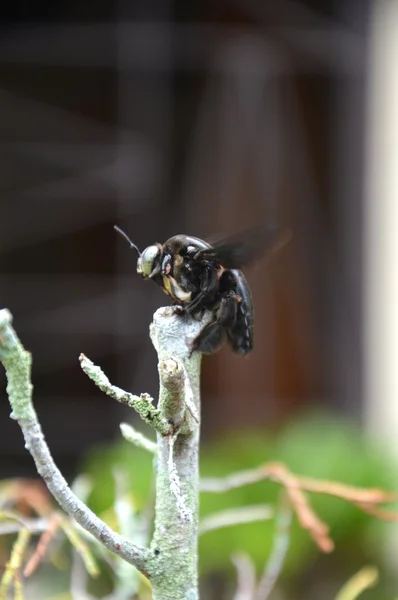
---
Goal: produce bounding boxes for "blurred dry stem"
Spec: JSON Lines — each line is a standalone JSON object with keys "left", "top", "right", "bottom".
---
{"left": 231, "top": 494, "right": 292, "bottom": 600}
{"left": 23, "top": 513, "right": 62, "bottom": 577}
{"left": 232, "top": 552, "right": 257, "bottom": 600}
{"left": 0, "top": 528, "right": 31, "bottom": 600}
{"left": 0, "top": 478, "right": 101, "bottom": 588}
{"left": 0, "top": 515, "right": 48, "bottom": 536}
{"left": 254, "top": 494, "right": 292, "bottom": 600}
{"left": 119, "top": 422, "right": 157, "bottom": 454}
{"left": 334, "top": 566, "right": 379, "bottom": 600}
{"left": 199, "top": 504, "right": 274, "bottom": 535}
{"left": 60, "top": 517, "right": 100, "bottom": 578}
{"left": 201, "top": 461, "right": 398, "bottom": 553}
{"left": 0, "top": 479, "right": 53, "bottom": 517}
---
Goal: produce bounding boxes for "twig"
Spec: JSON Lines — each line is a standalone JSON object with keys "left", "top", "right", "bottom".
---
{"left": 269, "top": 466, "right": 333, "bottom": 552}
{"left": 334, "top": 566, "right": 379, "bottom": 600}
{"left": 201, "top": 468, "right": 270, "bottom": 492}
{"left": 70, "top": 551, "right": 97, "bottom": 600}
{"left": 297, "top": 475, "right": 398, "bottom": 506}
{"left": 13, "top": 575, "right": 24, "bottom": 600}
{"left": 119, "top": 423, "right": 157, "bottom": 454}
{"left": 199, "top": 505, "right": 273, "bottom": 535}
{"left": 112, "top": 468, "right": 149, "bottom": 600}
{"left": 0, "top": 528, "right": 30, "bottom": 599}
{"left": 354, "top": 502, "right": 398, "bottom": 521}
{"left": 80, "top": 354, "right": 170, "bottom": 436}
{"left": 60, "top": 518, "right": 100, "bottom": 578}
{"left": 255, "top": 495, "right": 292, "bottom": 600}
{"left": 23, "top": 513, "right": 62, "bottom": 577}
{"left": 71, "top": 475, "right": 93, "bottom": 504}
{"left": 0, "top": 479, "right": 53, "bottom": 517}
{"left": 201, "top": 461, "right": 398, "bottom": 553}
{"left": 232, "top": 552, "right": 257, "bottom": 600}
{"left": 0, "top": 309, "right": 150, "bottom": 573}
{"left": 0, "top": 517, "right": 48, "bottom": 536}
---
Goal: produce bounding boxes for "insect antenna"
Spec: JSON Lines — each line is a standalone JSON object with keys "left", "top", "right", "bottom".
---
{"left": 114, "top": 225, "right": 142, "bottom": 257}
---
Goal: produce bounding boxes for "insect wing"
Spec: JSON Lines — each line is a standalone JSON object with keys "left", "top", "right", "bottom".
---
{"left": 197, "top": 225, "right": 291, "bottom": 269}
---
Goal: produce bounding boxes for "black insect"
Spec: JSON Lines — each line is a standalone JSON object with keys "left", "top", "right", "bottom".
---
{"left": 114, "top": 225, "right": 289, "bottom": 356}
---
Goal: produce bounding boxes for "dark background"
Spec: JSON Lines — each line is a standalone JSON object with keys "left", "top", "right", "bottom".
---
{"left": 0, "top": 0, "right": 369, "bottom": 476}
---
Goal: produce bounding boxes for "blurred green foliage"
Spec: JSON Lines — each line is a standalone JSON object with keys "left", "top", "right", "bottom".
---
{"left": 81, "top": 410, "right": 398, "bottom": 598}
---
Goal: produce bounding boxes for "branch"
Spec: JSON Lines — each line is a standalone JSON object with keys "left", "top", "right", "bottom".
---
{"left": 0, "top": 309, "right": 150, "bottom": 573}
{"left": 80, "top": 354, "right": 170, "bottom": 435}
{"left": 145, "top": 306, "right": 212, "bottom": 599}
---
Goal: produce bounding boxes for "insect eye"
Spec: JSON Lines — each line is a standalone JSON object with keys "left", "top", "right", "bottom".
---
{"left": 138, "top": 245, "right": 161, "bottom": 278}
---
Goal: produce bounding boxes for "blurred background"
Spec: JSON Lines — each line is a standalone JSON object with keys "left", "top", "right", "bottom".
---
{"left": 1, "top": 0, "right": 398, "bottom": 599}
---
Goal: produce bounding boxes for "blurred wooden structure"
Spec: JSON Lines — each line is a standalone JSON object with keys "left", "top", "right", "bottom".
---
{"left": 0, "top": 0, "right": 369, "bottom": 475}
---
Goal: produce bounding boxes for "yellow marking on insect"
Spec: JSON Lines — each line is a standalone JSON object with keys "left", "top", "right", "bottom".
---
{"left": 162, "top": 277, "right": 173, "bottom": 297}
{"left": 162, "top": 276, "right": 191, "bottom": 302}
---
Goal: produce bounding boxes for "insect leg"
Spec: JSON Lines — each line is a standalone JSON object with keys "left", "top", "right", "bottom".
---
{"left": 185, "top": 266, "right": 219, "bottom": 316}
{"left": 217, "top": 293, "right": 238, "bottom": 326}
{"left": 190, "top": 294, "right": 237, "bottom": 355}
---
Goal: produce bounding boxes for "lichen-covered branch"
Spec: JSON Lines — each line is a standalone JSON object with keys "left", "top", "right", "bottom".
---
{"left": 0, "top": 309, "right": 150, "bottom": 573}
{"left": 144, "top": 306, "right": 212, "bottom": 600}
{"left": 80, "top": 354, "right": 170, "bottom": 435}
